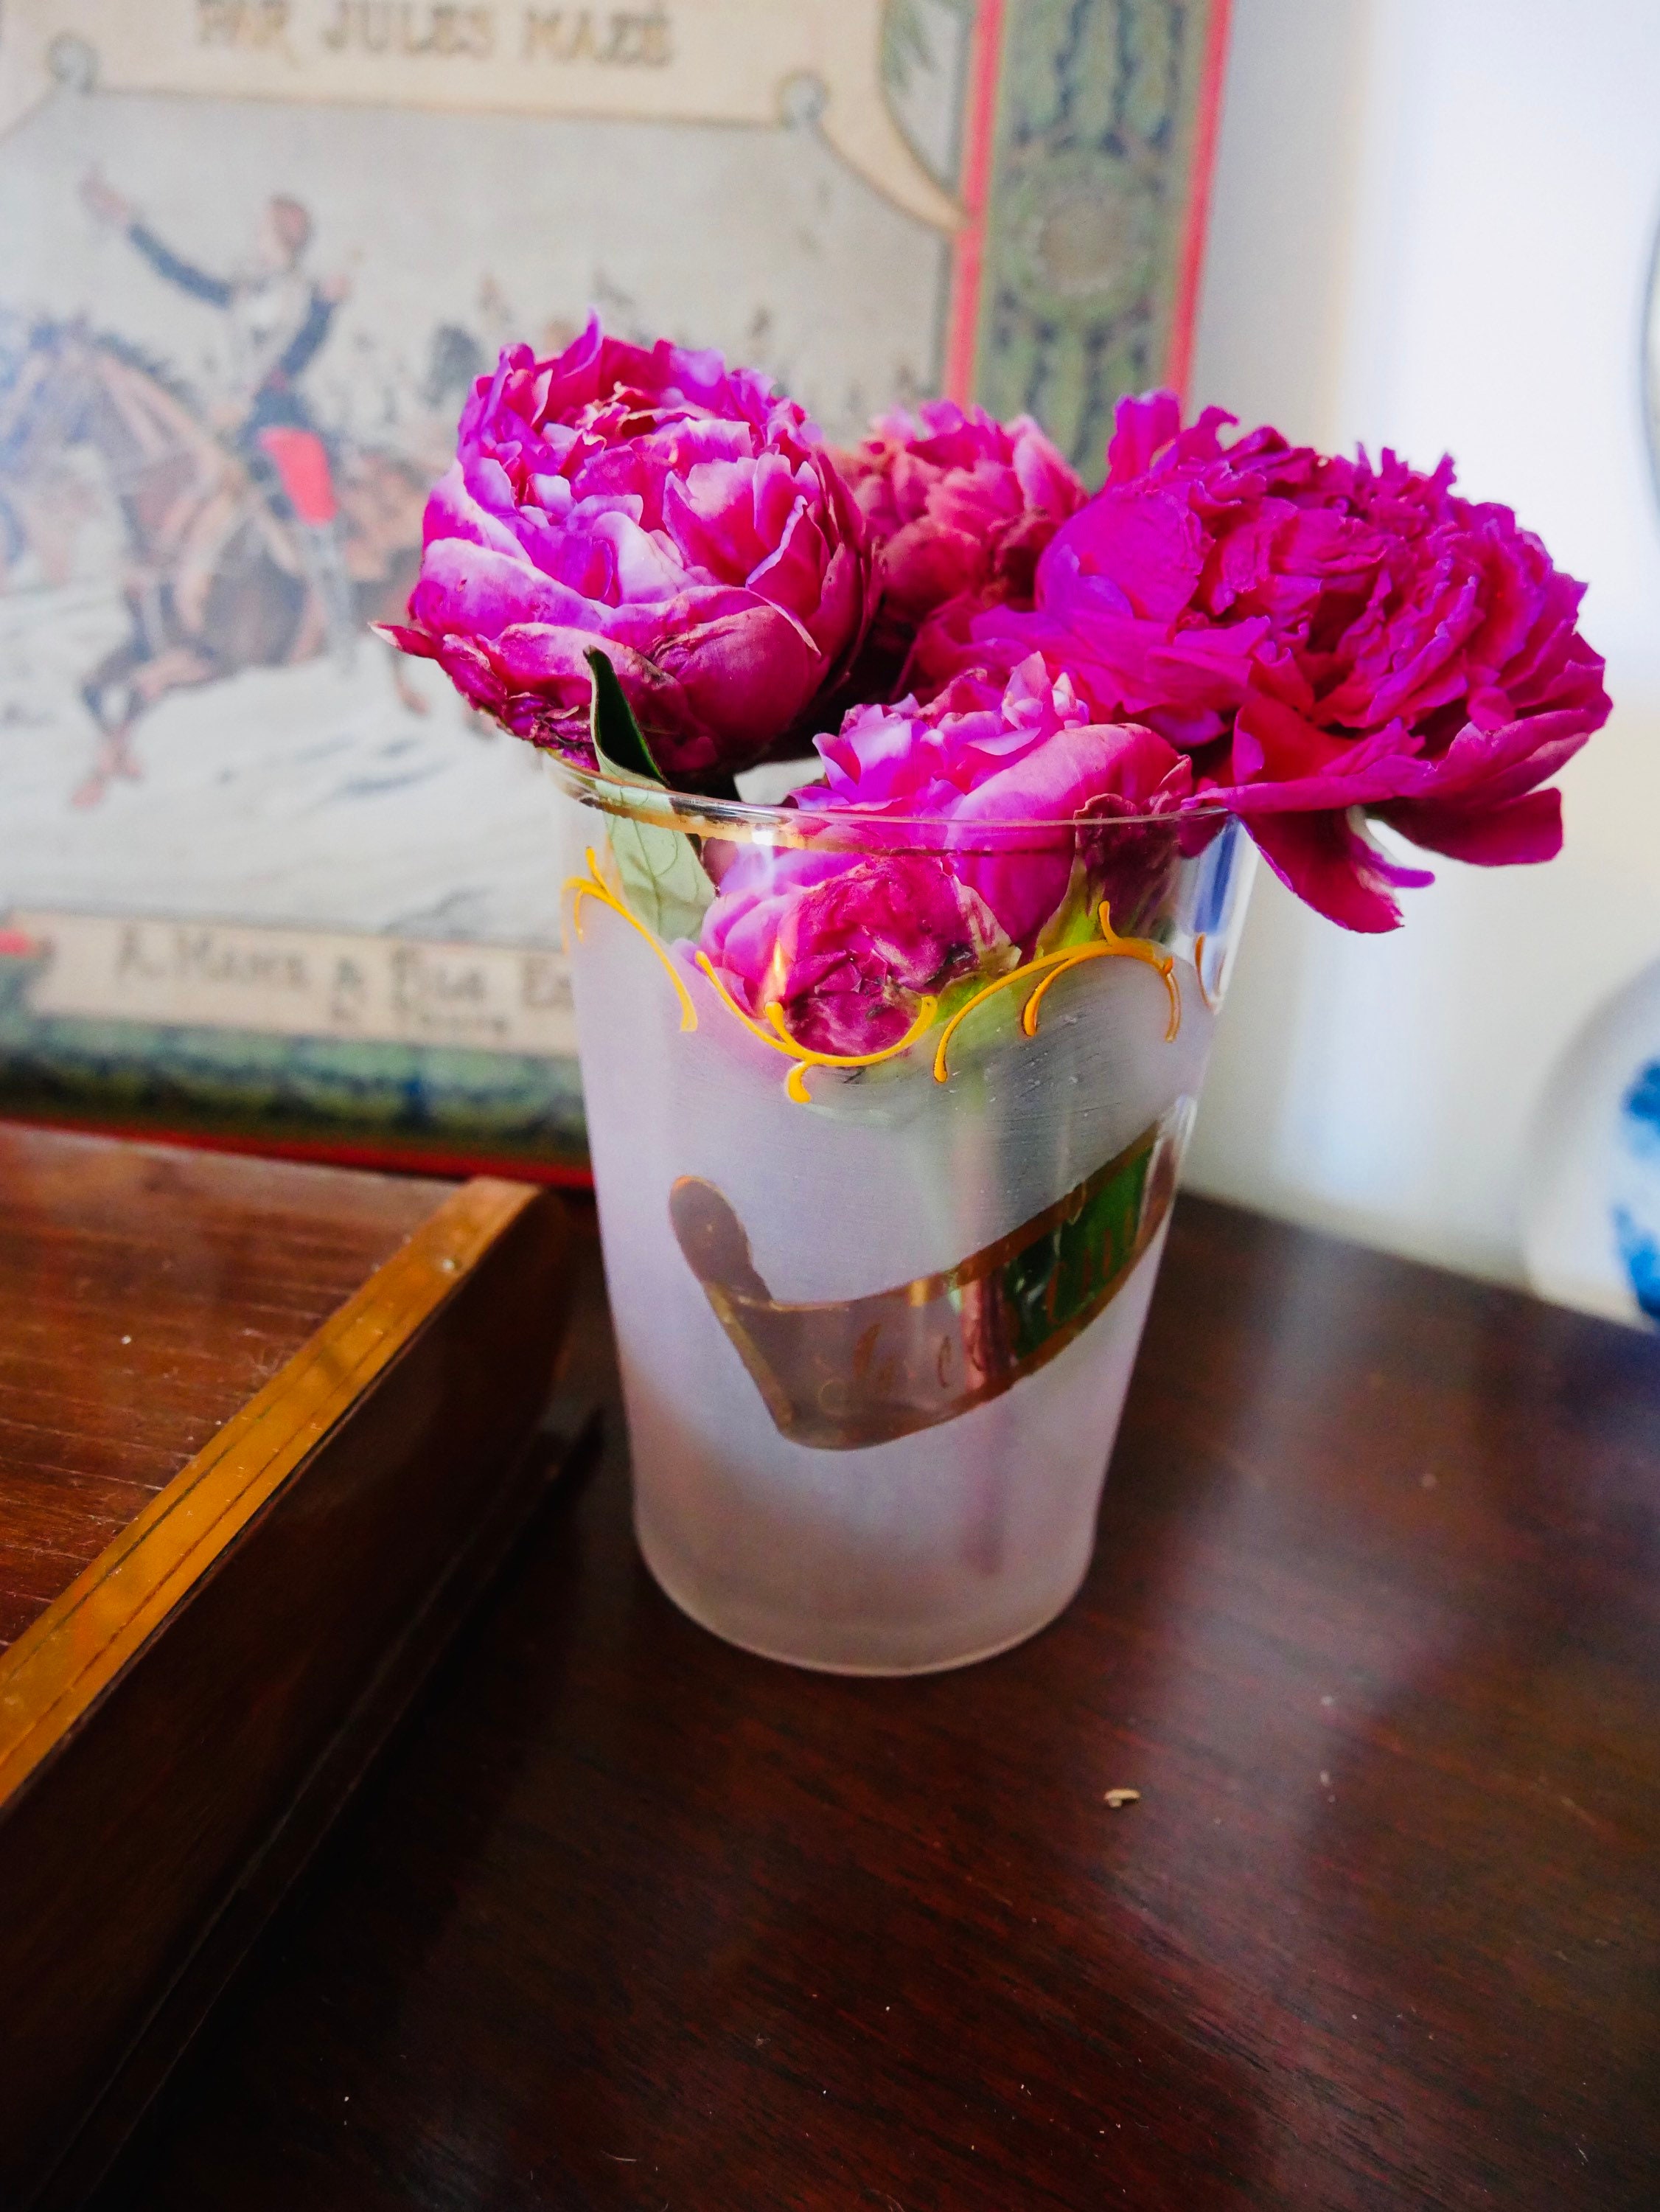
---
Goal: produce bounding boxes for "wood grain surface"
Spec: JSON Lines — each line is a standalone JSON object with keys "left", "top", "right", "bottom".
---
{"left": 0, "top": 1171, "right": 540, "bottom": 1809}
{"left": 94, "top": 1198, "right": 1660, "bottom": 2212}
{"left": 0, "top": 1129, "right": 576, "bottom": 2209}
{"left": 0, "top": 1126, "right": 444, "bottom": 1650}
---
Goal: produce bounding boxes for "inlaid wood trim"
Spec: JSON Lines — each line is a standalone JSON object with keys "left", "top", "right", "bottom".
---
{"left": 0, "top": 1177, "right": 538, "bottom": 1807}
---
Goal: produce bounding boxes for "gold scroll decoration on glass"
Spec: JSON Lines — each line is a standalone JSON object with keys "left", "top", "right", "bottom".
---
{"left": 670, "top": 1113, "right": 1184, "bottom": 1450}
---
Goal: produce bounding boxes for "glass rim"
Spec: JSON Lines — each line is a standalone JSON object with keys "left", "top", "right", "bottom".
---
{"left": 540, "top": 750, "right": 1235, "bottom": 844}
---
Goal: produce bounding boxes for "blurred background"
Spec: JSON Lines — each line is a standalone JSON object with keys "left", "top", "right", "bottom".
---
{"left": 1182, "top": 0, "right": 1660, "bottom": 1307}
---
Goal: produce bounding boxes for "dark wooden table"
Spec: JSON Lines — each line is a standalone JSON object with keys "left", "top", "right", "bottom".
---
{"left": 92, "top": 1197, "right": 1660, "bottom": 2211}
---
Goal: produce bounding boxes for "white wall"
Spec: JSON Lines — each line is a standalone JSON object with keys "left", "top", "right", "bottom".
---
{"left": 1182, "top": 0, "right": 1660, "bottom": 1284}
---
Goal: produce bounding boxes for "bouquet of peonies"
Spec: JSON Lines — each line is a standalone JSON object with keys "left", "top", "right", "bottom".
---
{"left": 391, "top": 318, "right": 1608, "bottom": 1011}
{"left": 388, "top": 321, "right": 1611, "bottom": 1674}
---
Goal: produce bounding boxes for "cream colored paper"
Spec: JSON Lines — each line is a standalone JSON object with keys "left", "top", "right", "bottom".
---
{"left": 14, "top": 907, "right": 577, "bottom": 1054}
{"left": 0, "top": 0, "right": 961, "bottom": 229}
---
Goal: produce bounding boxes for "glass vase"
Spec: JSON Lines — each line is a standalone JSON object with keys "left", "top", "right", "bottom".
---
{"left": 550, "top": 758, "right": 1254, "bottom": 1674}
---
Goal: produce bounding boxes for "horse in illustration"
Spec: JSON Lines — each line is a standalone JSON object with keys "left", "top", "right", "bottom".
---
{"left": 0, "top": 319, "right": 430, "bottom": 806}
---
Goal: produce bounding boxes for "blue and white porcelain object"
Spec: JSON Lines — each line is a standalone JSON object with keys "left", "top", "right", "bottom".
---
{"left": 1523, "top": 958, "right": 1660, "bottom": 1331}
{"left": 1614, "top": 1057, "right": 1660, "bottom": 1324}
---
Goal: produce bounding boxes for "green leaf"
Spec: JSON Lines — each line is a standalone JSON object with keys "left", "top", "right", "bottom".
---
{"left": 607, "top": 815, "right": 712, "bottom": 945}
{"left": 1033, "top": 857, "right": 1102, "bottom": 957}
{"left": 586, "top": 647, "right": 664, "bottom": 783}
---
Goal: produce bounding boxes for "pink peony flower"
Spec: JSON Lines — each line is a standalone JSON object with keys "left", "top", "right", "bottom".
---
{"left": 700, "top": 846, "right": 1008, "bottom": 1057}
{"left": 385, "top": 319, "right": 872, "bottom": 782}
{"left": 834, "top": 400, "right": 1084, "bottom": 679}
{"left": 918, "top": 392, "right": 1611, "bottom": 929}
{"left": 814, "top": 650, "right": 1094, "bottom": 816}
{"left": 806, "top": 653, "right": 1192, "bottom": 946}
{"left": 698, "top": 653, "right": 1193, "bottom": 1054}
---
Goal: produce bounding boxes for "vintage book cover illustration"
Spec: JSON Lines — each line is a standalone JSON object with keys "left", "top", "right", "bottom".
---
{"left": 0, "top": 0, "right": 1228, "bottom": 1175}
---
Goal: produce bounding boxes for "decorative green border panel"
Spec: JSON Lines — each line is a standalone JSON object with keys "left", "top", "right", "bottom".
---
{"left": 975, "top": 0, "right": 1224, "bottom": 477}
{"left": 0, "top": 946, "right": 587, "bottom": 1175}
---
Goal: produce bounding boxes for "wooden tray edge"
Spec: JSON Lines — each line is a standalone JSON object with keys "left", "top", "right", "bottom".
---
{"left": 0, "top": 1175, "right": 538, "bottom": 1804}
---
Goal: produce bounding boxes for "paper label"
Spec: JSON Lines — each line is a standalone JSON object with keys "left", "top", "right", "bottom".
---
{"left": 10, "top": 908, "right": 577, "bottom": 1057}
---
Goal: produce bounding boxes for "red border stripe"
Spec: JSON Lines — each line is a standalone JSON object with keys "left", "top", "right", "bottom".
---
{"left": 944, "top": 0, "right": 1005, "bottom": 403}
{"left": 1165, "top": 0, "right": 1233, "bottom": 400}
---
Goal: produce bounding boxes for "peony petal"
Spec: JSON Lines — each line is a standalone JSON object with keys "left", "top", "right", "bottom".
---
{"left": 373, "top": 620, "right": 436, "bottom": 660}
{"left": 1104, "top": 390, "right": 1186, "bottom": 484}
{"left": 1040, "top": 485, "right": 1210, "bottom": 624}
{"left": 1375, "top": 787, "right": 1563, "bottom": 865}
{"left": 949, "top": 722, "right": 1188, "bottom": 945}
{"left": 410, "top": 538, "right": 600, "bottom": 641}
{"left": 1242, "top": 809, "right": 1433, "bottom": 932}
{"left": 654, "top": 602, "right": 820, "bottom": 757}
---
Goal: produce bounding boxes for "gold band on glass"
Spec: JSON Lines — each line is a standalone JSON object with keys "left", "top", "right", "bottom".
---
{"left": 671, "top": 1110, "right": 1183, "bottom": 1448}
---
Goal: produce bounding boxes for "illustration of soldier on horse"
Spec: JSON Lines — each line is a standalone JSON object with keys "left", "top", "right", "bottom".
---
{"left": 83, "top": 170, "right": 364, "bottom": 661}
{"left": 0, "top": 177, "right": 438, "bottom": 807}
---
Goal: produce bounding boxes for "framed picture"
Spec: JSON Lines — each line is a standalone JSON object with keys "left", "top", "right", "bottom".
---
{"left": 0, "top": 0, "right": 1229, "bottom": 1179}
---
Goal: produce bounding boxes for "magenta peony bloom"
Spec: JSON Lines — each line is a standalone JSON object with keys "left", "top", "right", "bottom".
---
{"left": 697, "top": 653, "right": 1193, "bottom": 1054}
{"left": 918, "top": 392, "right": 1611, "bottom": 929}
{"left": 813, "top": 649, "right": 1094, "bottom": 816}
{"left": 386, "top": 319, "right": 872, "bottom": 781}
{"left": 700, "top": 849, "right": 1008, "bottom": 1057}
{"left": 806, "top": 653, "right": 1192, "bottom": 946}
{"left": 835, "top": 400, "right": 1084, "bottom": 674}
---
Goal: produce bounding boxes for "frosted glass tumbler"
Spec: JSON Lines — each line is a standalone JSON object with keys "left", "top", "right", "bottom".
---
{"left": 551, "top": 759, "right": 1253, "bottom": 1674}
